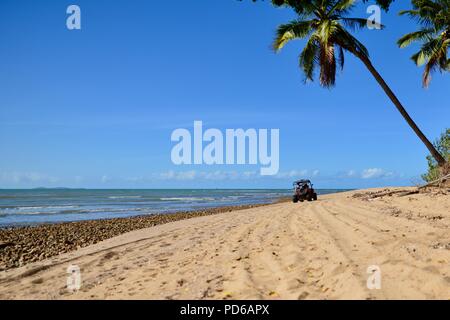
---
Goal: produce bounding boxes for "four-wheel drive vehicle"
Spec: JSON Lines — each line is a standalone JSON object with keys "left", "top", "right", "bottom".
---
{"left": 292, "top": 179, "right": 318, "bottom": 203}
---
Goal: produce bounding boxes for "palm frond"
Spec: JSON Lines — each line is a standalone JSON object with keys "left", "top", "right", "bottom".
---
{"left": 397, "top": 29, "right": 434, "bottom": 48}
{"left": 337, "top": 45, "right": 345, "bottom": 70}
{"left": 316, "top": 19, "right": 333, "bottom": 45}
{"left": 340, "top": 17, "right": 383, "bottom": 31}
{"left": 328, "top": 0, "right": 357, "bottom": 16}
{"left": 331, "top": 23, "right": 369, "bottom": 59}
{"left": 299, "top": 35, "right": 320, "bottom": 82}
{"left": 362, "top": 0, "right": 395, "bottom": 11}
{"left": 272, "top": 20, "right": 315, "bottom": 51}
{"left": 319, "top": 43, "right": 337, "bottom": 87}
{"left": 399, "top": 0, "right": 450, "bottom": 86}
{"left": 422, "top": 56, "right": 438, "bottom": 87}
{"left": 249, "top": 0, "right": 318, "bottom": 16}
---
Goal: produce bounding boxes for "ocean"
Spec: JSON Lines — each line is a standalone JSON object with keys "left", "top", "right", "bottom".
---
{"left": 0, "top": 189, "right": 347, "bottom": 227}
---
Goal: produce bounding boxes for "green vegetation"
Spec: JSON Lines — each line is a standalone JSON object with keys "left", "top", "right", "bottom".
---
{"left": 422, "top": 129, "right": 450, "bottom": 182}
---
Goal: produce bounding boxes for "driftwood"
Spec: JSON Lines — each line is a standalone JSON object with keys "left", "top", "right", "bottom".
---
{"left": 361, "top": 173, "right": 450, "bottom": 200}
{"left": 418, "top": 173, "right": 450, "bottom": 189}
{"left": 397, "top": 190, "right": 421, "bottom": 197}
{"left": 366, "top": 189, "right": 419, "bottom": 199}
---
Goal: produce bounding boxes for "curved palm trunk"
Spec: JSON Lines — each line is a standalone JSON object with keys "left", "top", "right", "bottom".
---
{"left": 355, "top": 53, "right": 447, "bottom": 167}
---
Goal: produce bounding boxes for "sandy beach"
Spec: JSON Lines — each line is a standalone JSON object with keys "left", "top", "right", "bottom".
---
{"left": 0, "top": 188, "right": 448, "bottom": 300}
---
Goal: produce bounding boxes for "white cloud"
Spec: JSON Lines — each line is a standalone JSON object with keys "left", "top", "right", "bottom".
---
{"left": 200, "top": 171, "right": 234, "bottom": 180}
{"left": 159, "top": 170, "right": 197, "bottom": 181}
{"left": 361, "top": 168, "right": 393, "bottom": 179}
{"left": 157, "top": 170, "right": 262, "bottom": 181}
{"left": 0, "top": 171, "right": 59, "bottom": 185}
{"left": 155, "top": 169, "right": 319, "bottom": 181}
{"left": 346, "top": 170, "right": 357, "bottom": 177}
{"left": 242, "top": 171, "right": 258, "bottom": 179}
{"left": 275, "top": 169, "right": 308, "bottom": 179}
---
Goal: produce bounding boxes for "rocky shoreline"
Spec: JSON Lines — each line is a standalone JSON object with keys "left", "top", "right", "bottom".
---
{"left": 0, "top": 203, "right": 270, "bottom": 271}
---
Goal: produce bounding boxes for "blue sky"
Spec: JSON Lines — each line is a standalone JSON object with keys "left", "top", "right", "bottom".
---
{"left": 0, "top": 0, "right": 448, "bottom": 189}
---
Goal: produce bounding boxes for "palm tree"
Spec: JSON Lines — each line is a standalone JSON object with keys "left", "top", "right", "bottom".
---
{"left": 363, "top": 0, "right": 395, "bottom": 11}
{"left": 398, "top": 0, "right": 450, "bottom": 87}
{"left": 270, "top": 0, "right": 447, "bottom": 167}
{"left": 261, "top": 0, "right": 396, "bottom": 10}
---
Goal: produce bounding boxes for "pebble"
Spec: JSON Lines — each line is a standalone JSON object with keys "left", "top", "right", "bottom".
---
{"left": 0, "top": 203, "right": 266, "bottom": 271}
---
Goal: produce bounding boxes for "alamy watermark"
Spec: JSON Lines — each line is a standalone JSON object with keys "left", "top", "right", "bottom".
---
{"left": 366, "top": 265, "right": 381, "bottom": 290}
{"left": 171, "top": 121, "right": 279, "bottom": 175}
{"left": 367, "top": 5, "right": 382, "bottom": 30}
{"left": 66, "top": 5, "right": 81, "bottom": 30}
{"left": 67, "top": 265, "right": 82, "bottom": 292}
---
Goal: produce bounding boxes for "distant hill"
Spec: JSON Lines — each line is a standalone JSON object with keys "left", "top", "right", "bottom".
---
{"left": 32, "top": 187, "right": 84, "bottom": 190}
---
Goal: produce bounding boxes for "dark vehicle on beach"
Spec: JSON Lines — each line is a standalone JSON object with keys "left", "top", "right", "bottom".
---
{"left": 292, "top": 180, "right": 317, "bottom": 203}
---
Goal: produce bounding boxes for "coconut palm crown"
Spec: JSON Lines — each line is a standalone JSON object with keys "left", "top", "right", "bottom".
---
{"left": 272, "top": 0, "right": 379, "bottom": 87}
{"left": 398, "top": 0, "right": 450, "bottom": 87}
{"left": 254, "top": 1, "right": 395, "bottom": 11}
